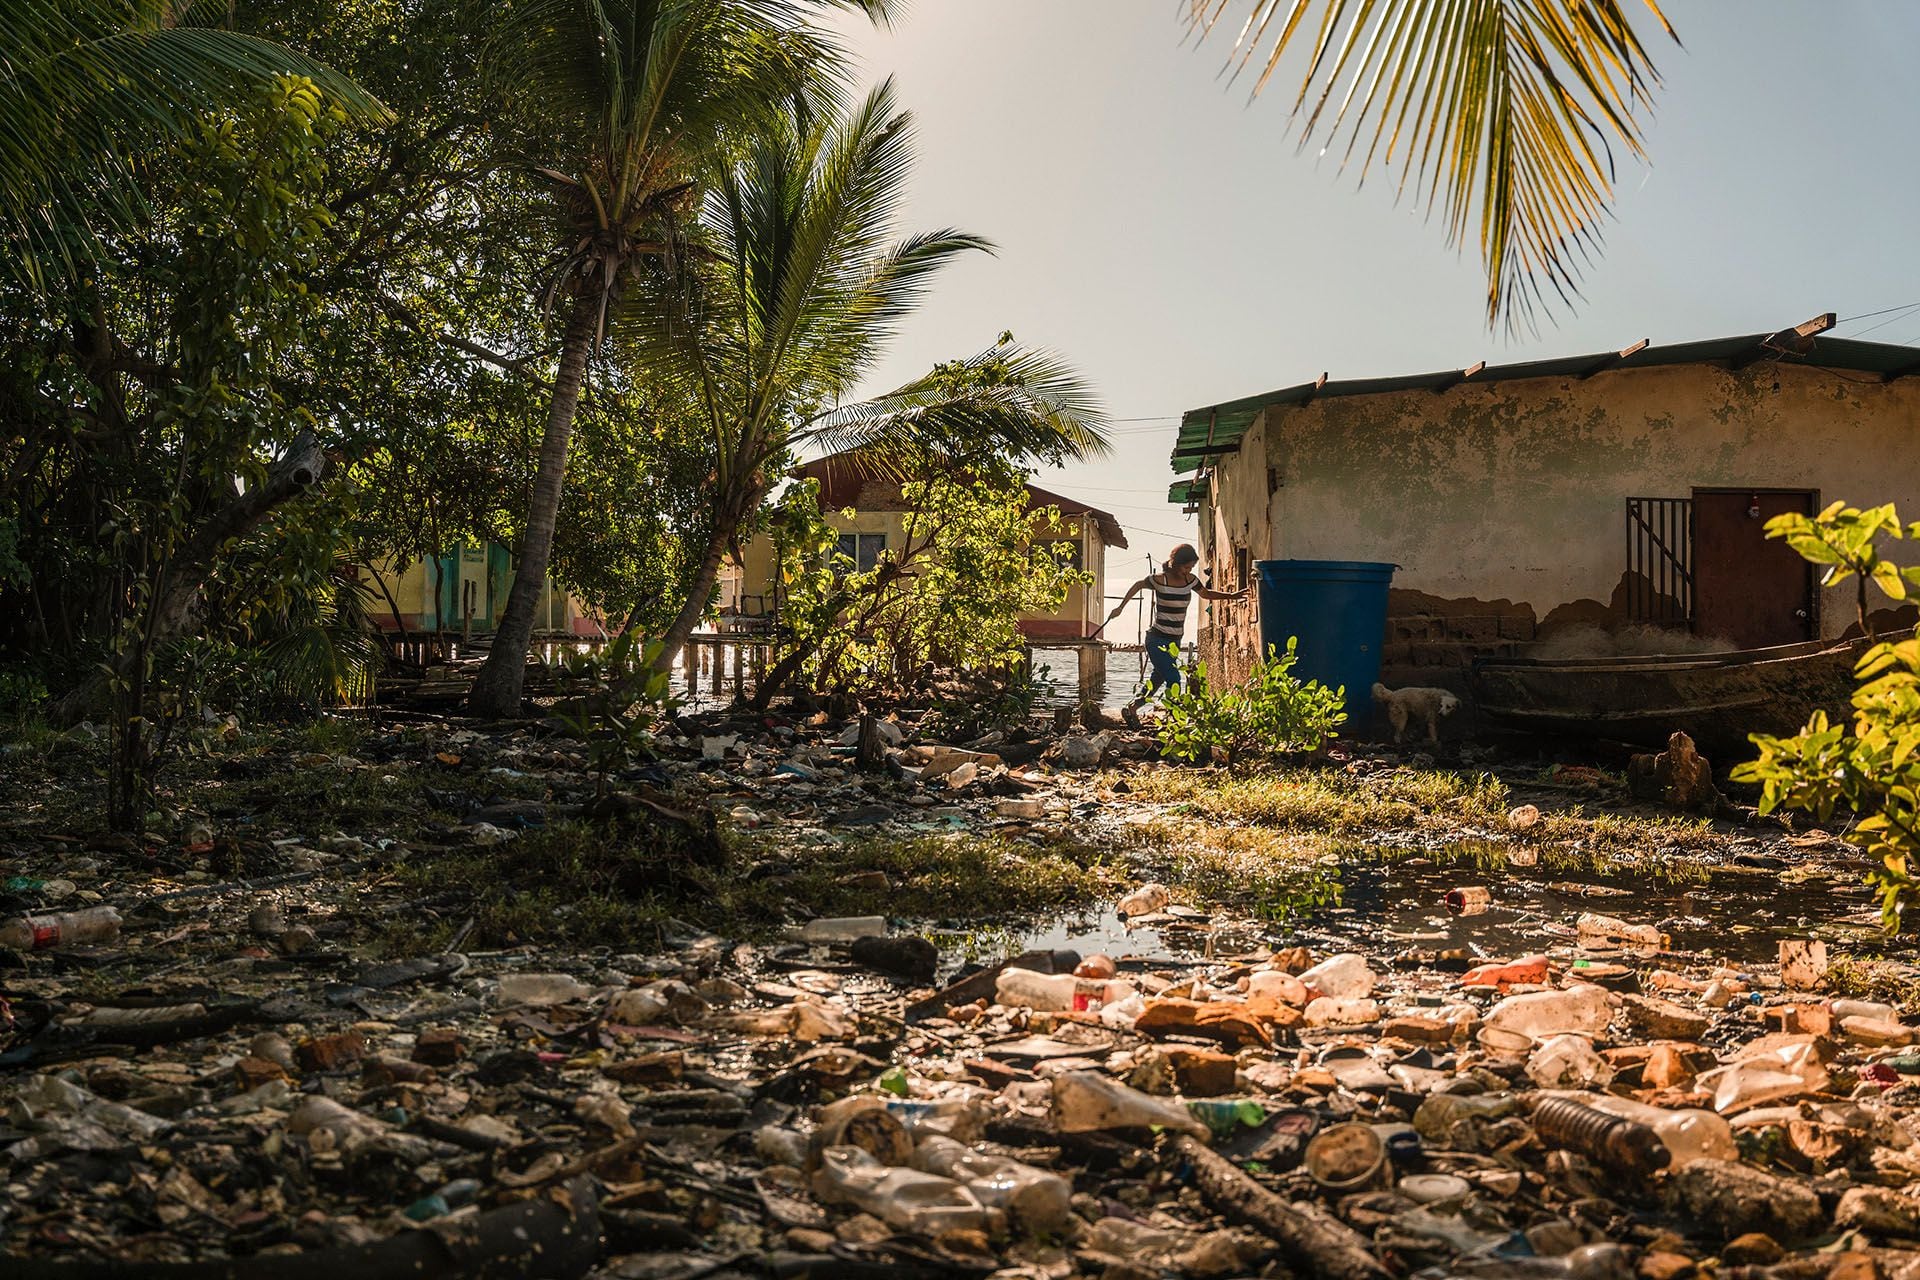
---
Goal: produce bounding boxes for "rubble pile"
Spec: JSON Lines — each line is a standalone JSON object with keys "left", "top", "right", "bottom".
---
{"left": 3, "top": 710, "right": 1920, "bottom": 1276}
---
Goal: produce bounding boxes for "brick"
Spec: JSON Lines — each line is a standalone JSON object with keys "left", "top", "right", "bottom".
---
{"left": 232, "top": 1056, "right": 288, "bottom": 1091}
{"left": 411, "top": 1026, "right": 468, "bottom": 1066}
{"left": 295, "top": 1029, "right": 366, "bottom": 1073}
{"left": 1382, "top": 1015, "right": 1458, "bottom": 1045}
{"left": 1163, "top": 1047, "right": 1238, "bottom": 1097}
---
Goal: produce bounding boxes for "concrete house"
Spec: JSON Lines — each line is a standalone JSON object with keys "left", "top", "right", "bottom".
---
{"left": 1171, "top": 320, "right": 1920, "bottom": 690}
{"left": 362, "top": 543, "right": 601, "bottom": 639}
{"left": 722, "top": 449, "right": 1128, "bottom": 640}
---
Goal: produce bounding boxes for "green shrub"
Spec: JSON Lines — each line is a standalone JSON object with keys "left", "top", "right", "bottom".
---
{"left": 1157, "top": 639, "right": 1346, "bottom": 763}
{"left": 1732, "top": 500, "right": 1920, "bottom": 929}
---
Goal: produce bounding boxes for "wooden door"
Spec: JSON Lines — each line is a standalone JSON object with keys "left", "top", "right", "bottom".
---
{"left": 1691, "top": 490, "right": 1816, "bottom": 647}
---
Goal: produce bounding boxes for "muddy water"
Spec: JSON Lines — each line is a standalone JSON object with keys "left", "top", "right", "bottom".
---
{"left": 1006, "top": 850, "right": 1906, "bottom": 970}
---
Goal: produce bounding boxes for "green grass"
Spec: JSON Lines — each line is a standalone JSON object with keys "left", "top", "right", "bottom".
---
{"left": 1126, "top": 766, "right": 1510, "bottom": 834}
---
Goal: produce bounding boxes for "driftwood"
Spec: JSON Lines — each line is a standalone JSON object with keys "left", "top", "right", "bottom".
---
{"left": 1169, "top": 1134, "right": 1390, "bottom": 1280}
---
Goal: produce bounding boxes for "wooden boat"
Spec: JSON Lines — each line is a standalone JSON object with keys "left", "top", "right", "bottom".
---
{"left": 1469, "top": 637, "right": 1863, "bottom": 755}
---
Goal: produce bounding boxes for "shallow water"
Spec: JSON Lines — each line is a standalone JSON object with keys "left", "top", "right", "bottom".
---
{"left": 1006, "top": 851, "right": 1904, "bottom": 970}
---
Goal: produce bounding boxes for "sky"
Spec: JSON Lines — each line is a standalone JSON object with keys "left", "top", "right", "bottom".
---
{"left": 824, "top": 1, "right": 1920, "bottom": 631}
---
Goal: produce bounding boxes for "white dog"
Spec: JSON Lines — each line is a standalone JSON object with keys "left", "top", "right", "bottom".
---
{"left": 1372, "top": 683, "right": 1462, "bottom": 744}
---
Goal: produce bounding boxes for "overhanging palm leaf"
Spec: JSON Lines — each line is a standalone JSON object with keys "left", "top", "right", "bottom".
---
{"left": 1, "top": 0, "right": 384, "bottom": 291}
{"left": 1185, "top": 0, "right": 1677, "bottom": 329}
{"left": 805, "top": 342, "right": 1109, "bottom": 468}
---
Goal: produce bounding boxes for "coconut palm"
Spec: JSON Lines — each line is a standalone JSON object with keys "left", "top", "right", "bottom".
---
{"left": 466, "top": 0, "right": 887, "bottom": 717}
{"left": 628, "top": 81, "right": 1109, "bottom": 669}
{"left": 1183, "top": 0, "right": 1677, "bottom": 329}
{"left": 2, "top": 0, "right": 381, "bottom": 291}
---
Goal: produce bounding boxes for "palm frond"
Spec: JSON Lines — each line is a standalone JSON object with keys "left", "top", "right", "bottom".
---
{"left": 1184, "top": 0, "right": 1677, "bottom": 330}
{"left": 802, "top": 341, "right": 1110, "bottom": 467}
{"left": 1, "top": 0, "right": 385, "bottom": 292}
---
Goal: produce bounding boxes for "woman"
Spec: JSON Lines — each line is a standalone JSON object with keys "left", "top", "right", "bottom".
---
{"left": 1107, "top": 543, "right": 1249, "bottom": 720}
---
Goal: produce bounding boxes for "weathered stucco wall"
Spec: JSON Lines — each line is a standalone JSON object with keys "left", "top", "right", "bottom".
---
{"left": 1196, "top": 360, "right": 1920, "bottom": 686}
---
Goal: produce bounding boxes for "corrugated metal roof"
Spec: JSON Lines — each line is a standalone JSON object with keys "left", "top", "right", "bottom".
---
{"left": 1166, "top": 330, "right": 1920, "bottom": 499}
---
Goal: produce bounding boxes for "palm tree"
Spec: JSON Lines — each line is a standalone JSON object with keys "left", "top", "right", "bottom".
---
{"left": 1182, "top": 0, "right": 1677, "bottom": 329}
{"left": 466, "top": 0, "right": 886, "bottom": 717}
{"left": 629, "top": 82, "right": 1109, "bottom": 670}
{"left": 2, "top": 0, "right": 382, "bottom": 291}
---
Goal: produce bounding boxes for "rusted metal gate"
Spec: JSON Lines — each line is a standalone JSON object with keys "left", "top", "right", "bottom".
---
{"left": 1625, "top": 497, "right": 1692, "bottom": 627}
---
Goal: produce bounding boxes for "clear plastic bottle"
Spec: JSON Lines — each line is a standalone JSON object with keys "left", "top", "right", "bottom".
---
{"left": 811, "top": 1146, "right": 1000, "bottom": 1234}
{"left": 1050, "top": 1070, "right": 1208, "bottom": 1137}
{"left": 0, "top": 906, "right": 121, "bottom": 951}
{"left": 1575, "top": 912, "right": 1664, "bottom": 950}
{"left": 1299, "top": 952, "right": 1377, "bottom": 1000}
{"left": 1483, "top": 983, "right": 1612, "bottom": 1041}
{"left": 1537, "top": 1090, "right": 1736, "bottom": 1165}
{"left": 495, "top": 973, "right": 595, "bottom": 1007}
{"left": 793, "top": 916, "right": 887, "bottom": 942}
{"left": 1525, "top": 1034, "right": 1614, "bottom": 1089}
{"left": 1834, "top": 998, "right": 1899, "bottom": 1023}
{"left": 994, "top": 968, "right": 1136, "bottom": 1013}
{"left": 910, "top": 1134, "right": 1071, "bottom": 1232}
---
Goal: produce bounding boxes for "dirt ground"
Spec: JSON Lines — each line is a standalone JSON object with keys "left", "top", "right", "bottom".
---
{"left": 3, "top": 705, "right": 1918, "bottom": 1278}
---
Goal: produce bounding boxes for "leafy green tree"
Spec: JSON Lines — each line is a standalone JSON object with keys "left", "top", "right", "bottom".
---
{"left": 629, "top": 85, "right": 1108, "bottom": 671}
{"left": 2, "top": 0, "right": 381, "bottom": 291}
{"left": 754, "top": 461, "right": 1089, "bottom": 707}
{"left": 465, "top": 0, "right": 866, "bottom": 717}
{"left": 1184, "top": 1, "right": 1676, "bottom": 328}
{"left": 1734, "top": 502, "right": 1920, "bottom": 930}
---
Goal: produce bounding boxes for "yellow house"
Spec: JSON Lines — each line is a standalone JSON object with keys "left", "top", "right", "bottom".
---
{"left": 720, "top": 451, "right": 1127, "bottom": 640}
{"left": 1172, "top": 321, "right": 1920, "bottom": 688}
{"left": 360, "top": 542, "right": 602, "bottom": 638}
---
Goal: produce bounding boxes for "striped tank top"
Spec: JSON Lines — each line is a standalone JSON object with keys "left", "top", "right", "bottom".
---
{"left": 1148, "top": 574, "right": 1198, "bottom": 636}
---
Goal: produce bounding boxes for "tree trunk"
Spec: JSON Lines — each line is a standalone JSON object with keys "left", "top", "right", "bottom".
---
{"left": 468, "top": 303, "right": 598, "bottom": 718}
{"left": 649, "top": 481, "right": 765, "bottom": 675}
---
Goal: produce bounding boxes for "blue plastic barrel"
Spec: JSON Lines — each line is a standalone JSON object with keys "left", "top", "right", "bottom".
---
{"left": 1253, "top": 560, "right": 1396, "bottom": 713}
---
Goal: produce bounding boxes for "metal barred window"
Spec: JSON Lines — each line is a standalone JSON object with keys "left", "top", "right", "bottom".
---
{"left": 1625, "top": 497, "right": 1692, "bottom": 627}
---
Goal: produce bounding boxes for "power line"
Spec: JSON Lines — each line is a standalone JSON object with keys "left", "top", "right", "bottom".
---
{"left": 1838, "top": 300, "right": 1920, "bottom": 324}
{"left": 1838, "top": 303, "right": 1920, "bottom": 339}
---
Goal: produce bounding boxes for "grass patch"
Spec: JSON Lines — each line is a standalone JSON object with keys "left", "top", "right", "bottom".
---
{"left": 720, "top": 831, "right": 1115, "bottom": 926}
{"left": 1127, "top": 766, "right": 1509, "bottom": 834}
{"left": 1826, "top": 953, "right": 1920, "bottom": 1014}
{"left": 383, "top": 824, "right": 1115, "bottom": 956}
{"left": 1124, "top": 818, "right": 1346, "bottom": 922}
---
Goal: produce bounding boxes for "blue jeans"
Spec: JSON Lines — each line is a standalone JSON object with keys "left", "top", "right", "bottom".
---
{"left": 1143, "top": 630, "right": 1181, "bottom": 697}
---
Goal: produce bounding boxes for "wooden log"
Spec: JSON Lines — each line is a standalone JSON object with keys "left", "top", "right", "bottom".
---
{"left": 1168, "top": 1135, "right": 1389, "bottom": 1280}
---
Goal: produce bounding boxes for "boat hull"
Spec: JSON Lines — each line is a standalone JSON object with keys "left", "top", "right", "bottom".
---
{"left": 1469, "top": 638, "right": 1861, "bottom": 756}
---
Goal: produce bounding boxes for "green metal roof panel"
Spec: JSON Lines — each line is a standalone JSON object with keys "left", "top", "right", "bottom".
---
{"left": 1166, "top": 332, "right": 1920, "bottom": 500}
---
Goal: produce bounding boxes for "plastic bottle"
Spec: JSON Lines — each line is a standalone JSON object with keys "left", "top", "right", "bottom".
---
{"left": 0, "top": 906, "right": 122, "bottom": 951}
{"left": 1050, "top": 1071, "right": 1209, "bottom": 1137}
{"left": 1537, "top": 1091, "right": 1736, "bottom": 1166}
{"left": 1525, "top": 1034, "right": 1614, "bottom": 1089}
{"left": 994, "top": 968, "right": 1136, "bottom": 1013}
{"left": 1074, "top": 953, "right": 1117, "bottom": 979}
{"left": 1574, "top": 912, "right": 1664, "bottom": 951}
{"left": 1834, "top": 998, "right": 1899, "bottom": 1023}
{"left": 793, "top": 916, "right": 887, "bottom": 942}
{"left": 1529, "top": 1095, "right": 1669, "bottom": 1174}
{"left": 1696, "top": 1042, "right": 1830, "bottom": 1114}
{"left": 1185, "top": 1099, "right": 1267, "bottom": 1136}
{"left": 1483, "top": 984, "right": 1612, "bottom": 1042}
{"left": 1299, "top": 952, "right": 1377, "bottom": 1000}
{"left": 496, "top": 973, "right": 595, "bottom": 1007}
{"left": 1116, "top": 883, "right": 1171, "bottom": 917}
{"left": 811, "top": 1146, "right": 1000, "bottom": 1234}
{"left": 1445, "top": 886, "right": 1493, "bottom": 914}
{"left": 885, "top": 1097, "right": 991, "bottom": 1143}
{"left": 1461, "top": 954, "right": 1551, "bottom": 987}
{"left": 910, "top": 1134, "right": 1071, "bottom": 1232}
{"left": 1246, "top": 970, "right": 1311, "bottom": 1006}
